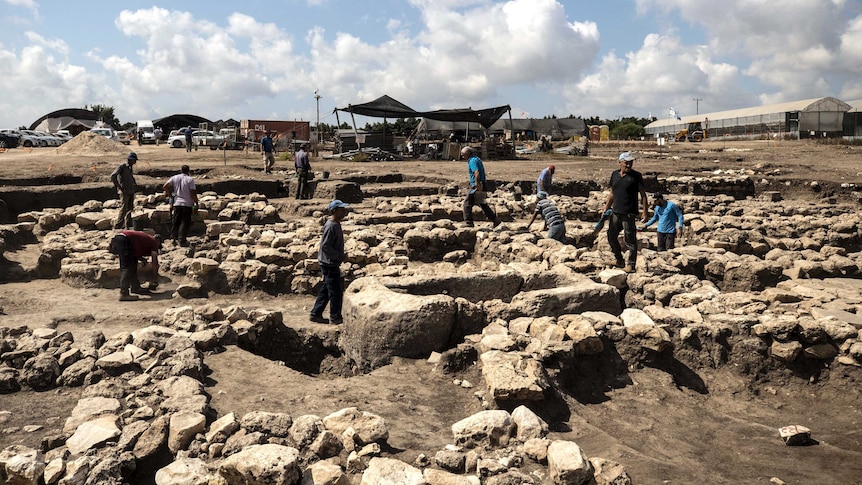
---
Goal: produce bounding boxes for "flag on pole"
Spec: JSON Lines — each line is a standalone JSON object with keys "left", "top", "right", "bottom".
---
{"left": 669, "top": 107, "right": 681, "bottom": 120}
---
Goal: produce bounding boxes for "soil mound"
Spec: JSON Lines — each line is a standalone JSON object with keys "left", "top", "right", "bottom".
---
{"left": 56, "top": 131, "right": 127, "bottom": 155}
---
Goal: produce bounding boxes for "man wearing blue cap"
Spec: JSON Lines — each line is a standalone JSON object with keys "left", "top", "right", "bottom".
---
{"left": 111, "top": 152, "right": 138, "bottom": 229}
{"left": 310, "top": 199, "right": 349, "bottom": 324}
{"left": 602, "top": 152, "right": 648, "bottom": 272}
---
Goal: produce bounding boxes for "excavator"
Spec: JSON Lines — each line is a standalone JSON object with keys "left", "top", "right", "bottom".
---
{"left": 675, "top": 121, "right": 707, "bottom": 142}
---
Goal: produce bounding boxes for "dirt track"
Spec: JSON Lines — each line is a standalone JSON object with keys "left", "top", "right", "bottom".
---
{"left": 1, "top": 139, "right": 862, "bottom": 484}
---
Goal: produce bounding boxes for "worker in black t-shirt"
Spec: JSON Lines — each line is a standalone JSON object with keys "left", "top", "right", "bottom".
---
{"left": 602, "top": 152, "right": 648, "bottom": 273}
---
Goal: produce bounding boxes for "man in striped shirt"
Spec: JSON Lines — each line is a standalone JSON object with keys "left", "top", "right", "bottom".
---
{"left": 527, "top": 191, "right": 566, "bottom": 243}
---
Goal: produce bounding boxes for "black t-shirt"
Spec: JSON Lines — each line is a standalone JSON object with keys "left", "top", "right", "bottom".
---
{"left": 609, "top": 169, "right": 644, "bottom": 215}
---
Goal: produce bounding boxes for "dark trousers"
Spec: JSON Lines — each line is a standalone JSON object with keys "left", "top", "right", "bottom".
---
{"left": 171, "top": 205, "right": 193, "bottom": 243}
{"left": 185, "top": 139, "right": 192, "bottom": 152}
{"left": 657, "top": 232, "right": 676, "bottom": 251}
{"left": 463, "top": 191, "right": 496, "bottom": 223}
{"left": 607, "top": 212, "right": 638, "bottom": 265}
{"left": 311, "top": 264, "right": 343, "bottom": 319}
{"left": 113, "top": 235, "right": 142, "bottom": 293}
{"left": 547, "top": 223, "right": 566, "bottom": 243}
{"left": 296, "top": 168, "right": 309, "bottom": 199}
{"left": 114, "top": 193, "right": 134, "bottom": 229}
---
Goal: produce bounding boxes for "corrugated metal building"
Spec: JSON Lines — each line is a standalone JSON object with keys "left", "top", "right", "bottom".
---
{"left": 842, "top": 99, "right": 862, "bottom": 138}
{"left": 645, "top": 97, "right": 852, "bottom": 139}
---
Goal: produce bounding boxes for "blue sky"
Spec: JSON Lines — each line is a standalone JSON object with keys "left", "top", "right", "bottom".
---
{"left": 2, "top": 0, "right": 861, "bottom": 129}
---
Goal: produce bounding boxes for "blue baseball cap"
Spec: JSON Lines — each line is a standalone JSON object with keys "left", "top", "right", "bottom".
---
{"left": 127, "top": 152, "right": 138, "bottom": 161}
{"left": 328, "top": 200, "right": 349, "bottom": 211}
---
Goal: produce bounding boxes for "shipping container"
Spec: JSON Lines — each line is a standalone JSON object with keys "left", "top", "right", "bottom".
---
{"left": 240, "top": 120, "right": 310, "bottom": 142}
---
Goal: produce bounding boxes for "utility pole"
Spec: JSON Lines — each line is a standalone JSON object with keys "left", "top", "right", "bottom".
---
{"left": 314, "top": 89, "right": 322, "bottom": 145}
{"left": 692, "top": 97, "right": 702, "bottom": 115}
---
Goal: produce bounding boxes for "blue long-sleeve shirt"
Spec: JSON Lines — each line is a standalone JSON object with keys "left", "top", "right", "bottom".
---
{"left": 644, "top": 201, "right": 684, "bottom": 233}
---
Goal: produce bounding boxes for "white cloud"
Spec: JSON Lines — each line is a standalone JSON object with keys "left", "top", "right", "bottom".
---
{"left": 635, "top": 0, "right": 855, "bottom": 107}
{"left": 568, "top": 33, "right": 749, "bottom": 118}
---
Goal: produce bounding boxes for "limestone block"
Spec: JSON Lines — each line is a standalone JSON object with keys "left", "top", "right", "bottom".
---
{"left": 342, "top": 277, "right": 456, "bottom": 371}
{"left": 219, "top": 444, "right": 301, "bottom": 485}
{"left": 548, "top": 440, "right": 593, "bottom": 485}
{"left": 360, "top": 457, "right": 424, "bottom": 485}
{"left": 508, "top": 282, "right": 620, "bottom": 318}
{"left": 480, "top": 350, "right": 549, "bottom": 401}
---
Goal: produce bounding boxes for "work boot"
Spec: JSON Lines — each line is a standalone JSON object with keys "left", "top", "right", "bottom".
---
{"left": 614, "top": 259, "right": 625, "bottom": 268}
{"left": 329, "top": 317, "right": 344, "bottom": 325}
{"left": 119, "top": 291, "right": 138, "bottom": 302}
{"left": 464, "top": 221, "right": 474, "bottom": 228}
{"left": 131, "top": 287, "right": 151, "bottom": 295}
{"left": 309, "top": 314, "right": 328, "bottom": 324}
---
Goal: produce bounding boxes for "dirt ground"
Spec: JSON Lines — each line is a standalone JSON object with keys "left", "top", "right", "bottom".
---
{"left": 1, "top": 139, "right": 862, "bottom": 484}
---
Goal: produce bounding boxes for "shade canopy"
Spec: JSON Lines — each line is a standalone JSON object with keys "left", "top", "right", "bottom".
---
{"left": 336, "top": 95, "right": 510, "bottom": 129}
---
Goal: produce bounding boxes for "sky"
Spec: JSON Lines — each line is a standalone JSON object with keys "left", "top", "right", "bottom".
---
{"left": 2, "top": 0, "right": 862, "bottom": 129}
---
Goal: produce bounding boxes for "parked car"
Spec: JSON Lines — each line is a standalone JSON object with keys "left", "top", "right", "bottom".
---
{"left": 52, "top": 131, "right": 72, "bottom": 142}
{"left": 167, "top": 130, "right": 224, "bottom": 148}
{"left": 0, "top": 129, "right": 41, "bottom": 148}
{"left": 28, "top": 130, "right": 63, "bottom": 147}
{"left": 90, "top": 128, "right": 114, "bottom": 139}
{"left": 114, "top": 131, "right": 132, "bottom": 145}
{"left": 0, "top": 131, "right": 20, "bottom": 149}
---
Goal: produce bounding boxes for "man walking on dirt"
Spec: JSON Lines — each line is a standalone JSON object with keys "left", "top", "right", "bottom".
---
{"left": 109, "top": 230, "right": 161, "bottom": 301}
{"left": 537, "top": 164, "right": 555, "bottom": 194}
{"left": 295, "top": 143, "right": 311, "bottom": 199}
{"left": 261, "top": 131, "right": 276, "bottom": 174}
{"left": 642, "top": 192, "right": 684, "bottom": 251}
{"left": 603, "top": 152, "right": 648, "bottom": 273}
{"left": 461, "top": 146, "right": 499, "bottom": 227}
{"left": 163, "top": 164, "right": 198, "bottom": 247}
{"left": 184, "top": 127, "right": 193, "bottom": 152}
{"left": 310, "top": 199, "right": 349, "bottom": 324}
{"left": 111, "top": 152, "right": 138, "bottom": 229}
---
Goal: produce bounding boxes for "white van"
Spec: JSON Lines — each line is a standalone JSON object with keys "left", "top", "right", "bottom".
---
{"left": 136, "top": 120, "right": 156, "bottom": 144}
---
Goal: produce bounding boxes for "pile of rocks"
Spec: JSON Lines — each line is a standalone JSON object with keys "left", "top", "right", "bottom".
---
{"left": 0, "top": 303, "right": 635, "bottom": 485}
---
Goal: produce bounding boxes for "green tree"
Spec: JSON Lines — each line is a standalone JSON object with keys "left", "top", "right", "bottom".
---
{"left": 610, "top": 122, "right": 646, "bottom": 139}
{"left": 86, "top": 104, "right": 120, "bottom": 128}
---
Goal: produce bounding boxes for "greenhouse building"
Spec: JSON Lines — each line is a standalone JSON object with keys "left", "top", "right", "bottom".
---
{"left": 645, "top": 97, "right": 852, "bottom": 140}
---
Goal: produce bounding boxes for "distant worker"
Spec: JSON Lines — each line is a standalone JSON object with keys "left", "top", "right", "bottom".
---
{"left": 109, "top": 230, "right": 161, "bottom": 301}
{"left": 642, "top": 192, "right": 684, "bottom": 251}
{"left": 310, "top": 200, "right": 349, "bottom": 325}
{"left": 295, "top": 143, "right": 312, "bottom": 199}
{"left": 163, "top": 164, "right": 198, "bottom": 247}
{"left": 110, "top": 152, "right": 138, "bottom": 229}
{"left": 527, "top": 191, "right": 566, "bottom": 243}
{"left": 261, "top": 131, "right": 276, "bottom": 174}
{"left": 461, "top": 146, "right": 499, "bottom": 228}
{"left": 184, "top": 127, "right": 193, "bottom": 153}
{"left": 537, "top": 164, "right": 555, "bottom": 194}
{"left": 153, "top": 127, "right": 162, "bottom": 146}
{"left": 602, "top": 152, "right": 648, "bottom": 273}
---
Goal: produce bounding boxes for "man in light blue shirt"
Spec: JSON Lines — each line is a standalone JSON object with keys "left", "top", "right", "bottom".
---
{"left": 537, "top": 165, "right": 554, "bottom": 194}
{"left": 461, "top": 146, "right": 498, "bottom": 227}
{"left": 642, "top": 192, "right": 684, "bottom": 251}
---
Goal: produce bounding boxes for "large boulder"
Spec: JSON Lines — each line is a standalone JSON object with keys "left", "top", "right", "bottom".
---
{"left": 480, "top": 351, "right": 549, "bottom": 402}
{"left": 219, "top": 444, "right": 301, "bottom": 485}
{"left": 508, "top": 281, "right": 621, "bottom": 318}
{"left": 342, "top": 277, "right": 457, "bottom": 371}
